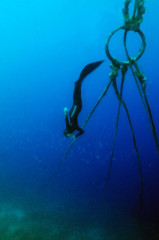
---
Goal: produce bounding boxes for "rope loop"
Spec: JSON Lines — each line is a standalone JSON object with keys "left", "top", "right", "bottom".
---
{"left": 105, "top": 27, "right": 146, "bottom": 67}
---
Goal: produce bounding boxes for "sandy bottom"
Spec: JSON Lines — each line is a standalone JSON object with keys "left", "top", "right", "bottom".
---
{"left": 0, "top": 204, "right": 158, "bottom": 240}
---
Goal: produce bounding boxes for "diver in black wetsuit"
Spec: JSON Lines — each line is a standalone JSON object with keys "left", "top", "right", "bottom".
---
{"left": 64, "top": 60, "right": 104, "bottom": 138}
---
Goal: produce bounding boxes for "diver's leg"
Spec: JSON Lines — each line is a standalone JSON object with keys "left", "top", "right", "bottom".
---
{"left": 69, "top": 81, "right": 82, "bottom": 119}
{"left": 73, "top": 81, "right": 82, "bottom": 105}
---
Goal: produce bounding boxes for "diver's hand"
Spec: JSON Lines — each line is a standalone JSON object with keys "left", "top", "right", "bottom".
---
{"left": 71, "top": 135, "right": 76, "bottom": 139}
{"left": 64, "top": 131, "right": 76, "bottom": 139}
{"left": 68, "top": 134, "right": 76, "bottom": 139}
{"left": 64, "top": 107, "right": 68, "bottom": 116}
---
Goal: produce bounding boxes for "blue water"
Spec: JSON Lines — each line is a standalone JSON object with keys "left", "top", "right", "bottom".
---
{"left": 0, "top": 0, "right": 159, "bottom": 239}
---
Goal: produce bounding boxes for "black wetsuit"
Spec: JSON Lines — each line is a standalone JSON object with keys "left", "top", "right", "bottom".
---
{"left": 65, "top": 80, "right": 83, "bottom": 137}
{"left": 64, "top": 60, "right": 104, "bottom": 138}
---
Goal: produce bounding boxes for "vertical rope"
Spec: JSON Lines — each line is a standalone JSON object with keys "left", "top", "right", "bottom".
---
{"left": 105, "top": 67, "right": 127, "bottom": 189}
{"left": 123, "top": 31, "right": 159, "bottom": 153}
{"left": 112, "top": 77, "right": 143, "bottom": 215}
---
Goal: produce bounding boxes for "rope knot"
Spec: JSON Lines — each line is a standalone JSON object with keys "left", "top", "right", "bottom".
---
{"left": 109, "top": 63, "right": 120, "bottom": 80}
{"left": 121, "top": 64, "right": 128, "bottom": 75}
{"left": 134, "top": 69, "right": 146, "bottom": 90}
{"left": 123, "top": 0, "right": 145, "bottom": 31}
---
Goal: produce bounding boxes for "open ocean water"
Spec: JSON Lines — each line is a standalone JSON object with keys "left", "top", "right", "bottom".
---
{"left": 0, "top": 0, "right": 159, "bottom": 239}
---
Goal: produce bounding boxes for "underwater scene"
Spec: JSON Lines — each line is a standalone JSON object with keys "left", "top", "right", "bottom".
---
{"left": 0, "top": 0, "right": 159, "bottom": 239}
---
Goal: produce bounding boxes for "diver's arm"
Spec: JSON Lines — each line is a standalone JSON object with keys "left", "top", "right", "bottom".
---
{"left": 64, "top": 107, "right": 70, "bottom": 128}
{"left": 75, "top": 127, "right": 84, "bottom": 137}
{"left": 65, "top": 115, "right": 72, "bottom": 130}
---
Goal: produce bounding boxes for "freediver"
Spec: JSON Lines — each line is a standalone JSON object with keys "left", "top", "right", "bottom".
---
{"left": 64, "top": 60, "right": 104, "bottom": 138}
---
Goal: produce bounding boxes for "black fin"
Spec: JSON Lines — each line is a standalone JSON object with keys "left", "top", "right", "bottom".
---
{"left": 78, "top": 60, "right": 104, "bottom": 82}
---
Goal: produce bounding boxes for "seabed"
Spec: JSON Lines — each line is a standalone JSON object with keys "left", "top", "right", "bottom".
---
{"left": 0, "top": 202, "right": 158, "bottom": 240}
